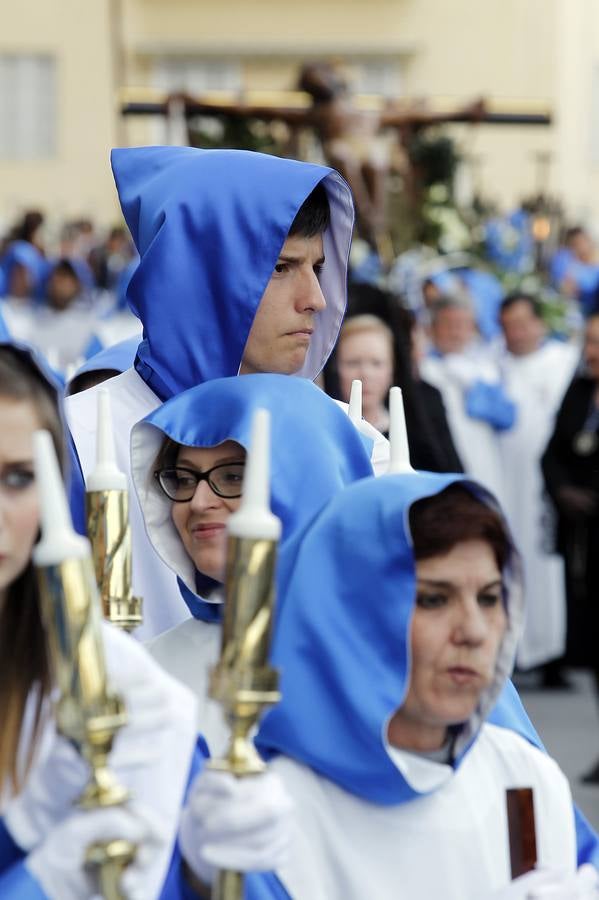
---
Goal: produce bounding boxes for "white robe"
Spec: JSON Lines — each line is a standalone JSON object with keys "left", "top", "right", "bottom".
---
{"left": 498, "top": 341, "right": 580, "bottom": 668}
{"left": 421, "top": 351, "right": 506, "bottom": 501}
{"left": 146, "top": 617, "right": 230, "bottom": 757}
{"left": 270, "top": 724, "right": 576, "bottom": 900}
{"left": 66, "top": 368, "right": 390, "bottom": 641}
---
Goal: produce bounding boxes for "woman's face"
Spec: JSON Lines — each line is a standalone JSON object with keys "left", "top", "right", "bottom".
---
{"left": 0, "top": 398, "right": 42, "bottom": 601}
{"left": 388, "top": 539, "right": 507, "bottom": 752}
{"left": 170, "top": 440, "right": 245, "bottom": 583}
{"left": 337, "top": 330, "right": 394, "bottom": 412}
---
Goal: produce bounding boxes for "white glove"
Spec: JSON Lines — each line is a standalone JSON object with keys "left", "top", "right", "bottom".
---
{"left": 179, "top": 768, "right": 294, "bottom": 886}
{"left": 7, "top": 621, "right": 198, "bottom": 892}
{"left": 4, "top": 728, "right": 90, "bottom": 852}
{"left": 490, "top": 865, "right": 599, "bottom": 899}
{"left": 26, "top": 804, "right": 166, "bottom": 900}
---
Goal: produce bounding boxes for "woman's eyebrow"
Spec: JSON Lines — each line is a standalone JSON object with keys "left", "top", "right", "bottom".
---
{"left": 175, "top": 455, "right": 245, "bottom": 469}
{"left": 416, "top": 579, "right": 453, "bottom": 590}
{"left": 479, "top": 579, "right": 503, "bottom": 591}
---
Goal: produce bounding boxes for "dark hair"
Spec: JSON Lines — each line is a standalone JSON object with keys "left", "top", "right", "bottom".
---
{"left": 0, "top": 347, "right": 64, "bottom": 793}
{"left": 500, "top": 292, "right": 542, "bottom": 319}
{"left": 289, "top": 183, "right": 330, "bottom": 238}
{"left": 409, "top": 484, "right": 510, "bottom": 571}
{"left": 564, "top": 226, "right": 586, "bottom": 244}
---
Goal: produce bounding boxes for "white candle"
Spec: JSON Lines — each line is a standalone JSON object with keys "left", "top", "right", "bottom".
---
{"left": 86, "top": 390, "right": 127, "bottom": 492}
{"left": 348, "top": 379, "right": 362, "bottom": 425}
{"left": 227, "top": 408, "right": 281, "bottom": 541}
{"left": 32, "top": 430, "right": 90, "bottom": 565}
{"left": 388, "top": 386, "right": 415, "bottom": 474}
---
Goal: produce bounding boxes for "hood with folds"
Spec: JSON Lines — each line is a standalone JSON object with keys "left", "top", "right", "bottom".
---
{"left": 131, "top": 373, "right": 373, "bottom": 612}
{"left": 112, "top": 146, "right": 354, "bottom": 400}
{"left": 255, "top": 471, "right": 525, "bottom": 805}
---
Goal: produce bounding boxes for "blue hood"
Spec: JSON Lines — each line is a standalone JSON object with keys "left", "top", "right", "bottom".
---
{"left": 130, "top": 374, "right": 373, "bottom": 616}
{"left": 0, "top": 241, "right": 48, "bottom": 300}
{"left": 69, "top": 335, "right": 139, "bottom": 385}
{"left": 111, "top": 146, "right": 354, "bottom": 399}
{"left": 255, "top": 472, "right": 524, "bottom": 805}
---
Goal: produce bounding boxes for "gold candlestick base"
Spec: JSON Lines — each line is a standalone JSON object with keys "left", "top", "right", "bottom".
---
{"left": 86, "top": 838, "right": 137, "bottom": 900}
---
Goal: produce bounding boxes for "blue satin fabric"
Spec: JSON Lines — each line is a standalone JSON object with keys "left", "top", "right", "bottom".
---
{"left": 132, "top": 373, "right": 374, "bottom": 620}
{"left": 72, "top": 335, "right": 139, "bottom": 379}
{"left": 111, "top": 146, "right": 354, "bottom": 400}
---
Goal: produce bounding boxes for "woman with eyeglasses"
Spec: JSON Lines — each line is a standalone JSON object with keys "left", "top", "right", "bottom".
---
{"left": 0, "top": 342, "right": 198, "bottom": 899}
{"left": 131, "top": 372, "right": 374, "bottom": 756}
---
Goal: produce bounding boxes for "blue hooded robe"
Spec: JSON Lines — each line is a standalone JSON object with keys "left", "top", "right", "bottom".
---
{"left": 65, "top": 146, "right": 355, "bottom": 638}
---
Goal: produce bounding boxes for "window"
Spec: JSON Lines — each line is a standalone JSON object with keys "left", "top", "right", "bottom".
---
{"left": 353, "top": 60, "right": 402, "bottom": 99}
{"left": 153, "top": 57, "right": 242, "bottom": 95}
{"left": 0, "top": 54, "right": 57, "bottom": 160}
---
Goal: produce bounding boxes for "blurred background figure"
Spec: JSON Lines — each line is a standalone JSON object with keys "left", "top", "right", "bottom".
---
{"left": 542, "top": 312, "right": 599, "bottom": 782}
{"left": 421, "top": 294, "right": 514, "bottom": 498}
{"left": 498, "top": 292, "right": 579, "bottom": 685}
{"left": 336, "top": 314, "right": 395, "bottom": 434}
{"left": 551, "top": 227, "right": 599, "bottom": 318}
{"left": 326, "top": 283, "right": 462, "bottom": 472}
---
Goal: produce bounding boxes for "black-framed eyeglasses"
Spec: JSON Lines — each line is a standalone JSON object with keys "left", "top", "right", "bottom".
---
{"left": 154, "top": 462, "right": 245, "bottom": 502}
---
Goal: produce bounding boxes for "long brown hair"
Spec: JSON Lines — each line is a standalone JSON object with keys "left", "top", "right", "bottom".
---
{"left": 0, "top": 347, "right": 64, "bottom": 794}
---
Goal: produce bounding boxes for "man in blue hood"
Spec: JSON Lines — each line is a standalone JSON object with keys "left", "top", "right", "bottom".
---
{"left": 65, "top": 146, "right": 380, "bottom": 639}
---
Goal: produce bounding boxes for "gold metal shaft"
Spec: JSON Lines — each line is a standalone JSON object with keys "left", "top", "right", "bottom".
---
{"left": 209, "top": 536, "right": 281, "bottom": 900}
{"left": 86, "top": 489, "right": 142, "bottom": 632}
{"left": 36, "top": 557, "right": 137, "bottom": 898}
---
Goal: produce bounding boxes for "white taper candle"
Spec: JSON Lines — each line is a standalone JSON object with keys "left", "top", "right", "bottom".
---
{"left": 388, "top": 386, "right": 414, "bottom": 474}
{"left": 348, "top": 379, "right": 362, "bottom": 424}
{"left": 32, "top": 430, "right": 90, "bottom": 565}
{"left": 86, "top": 390, "right": 127, "bottom": 492}
{"left": 227, "top": 408, "right": 282, "bottom": 541}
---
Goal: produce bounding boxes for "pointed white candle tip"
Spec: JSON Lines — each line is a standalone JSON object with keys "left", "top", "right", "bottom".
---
{"left": 227, "top": 408, "right": 281, "bottom": 540}
{"left": 348, "top": 379, "right": 362, "bottom": 424}
{"left": 32, "top": 430, "right": 89, "bottom": 565}
{"left": 388, "top": 386, "right": 414, "bottom": 474}
{"left": 87, "top": 389, "right": 127, "bottom": 491}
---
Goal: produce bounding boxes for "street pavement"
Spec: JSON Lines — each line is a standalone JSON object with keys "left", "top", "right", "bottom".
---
{"left": 515, "top": 670, "right": 599, "bottom": 830}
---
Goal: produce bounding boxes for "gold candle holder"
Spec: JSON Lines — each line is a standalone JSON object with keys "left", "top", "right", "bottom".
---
{"left": 33, "top": 430, "right": 136, "bottom": 900}
{"left": 86, "top": 489, "right": 142, "bottom": 632}
{"left": 208, "top": 409, "right": 282, "bottom": 900}
{"left": 86, "top": 389, "right": 142, "bottom": 632}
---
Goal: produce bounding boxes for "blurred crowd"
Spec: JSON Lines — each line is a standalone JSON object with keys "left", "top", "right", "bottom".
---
{"left": 0, "top": 210, "right": 141, "bottom": 374}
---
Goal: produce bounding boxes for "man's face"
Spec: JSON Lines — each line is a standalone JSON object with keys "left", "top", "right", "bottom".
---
{"left": 240, "top": 233, "right": 326, "bottom": 375}
{"left": 431, "top": 306, "right": 475, "bottom": 355}
{"left": 500, "top": 301, "right": 545, "bottom": 357}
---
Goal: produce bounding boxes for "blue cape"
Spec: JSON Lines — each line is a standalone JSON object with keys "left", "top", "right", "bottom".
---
{"left": 256, "top": 471, "right": 526, "bottom": 805}
{"left": 111, "top": 146, "right": 354, "bottom": 400}
{"left": 131, "top": 373, "right": 374, "bottom": 619}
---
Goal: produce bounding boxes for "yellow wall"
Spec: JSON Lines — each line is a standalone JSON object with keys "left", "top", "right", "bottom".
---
{"left": 0, "top": 0, "right": 119, "bottom": 231}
